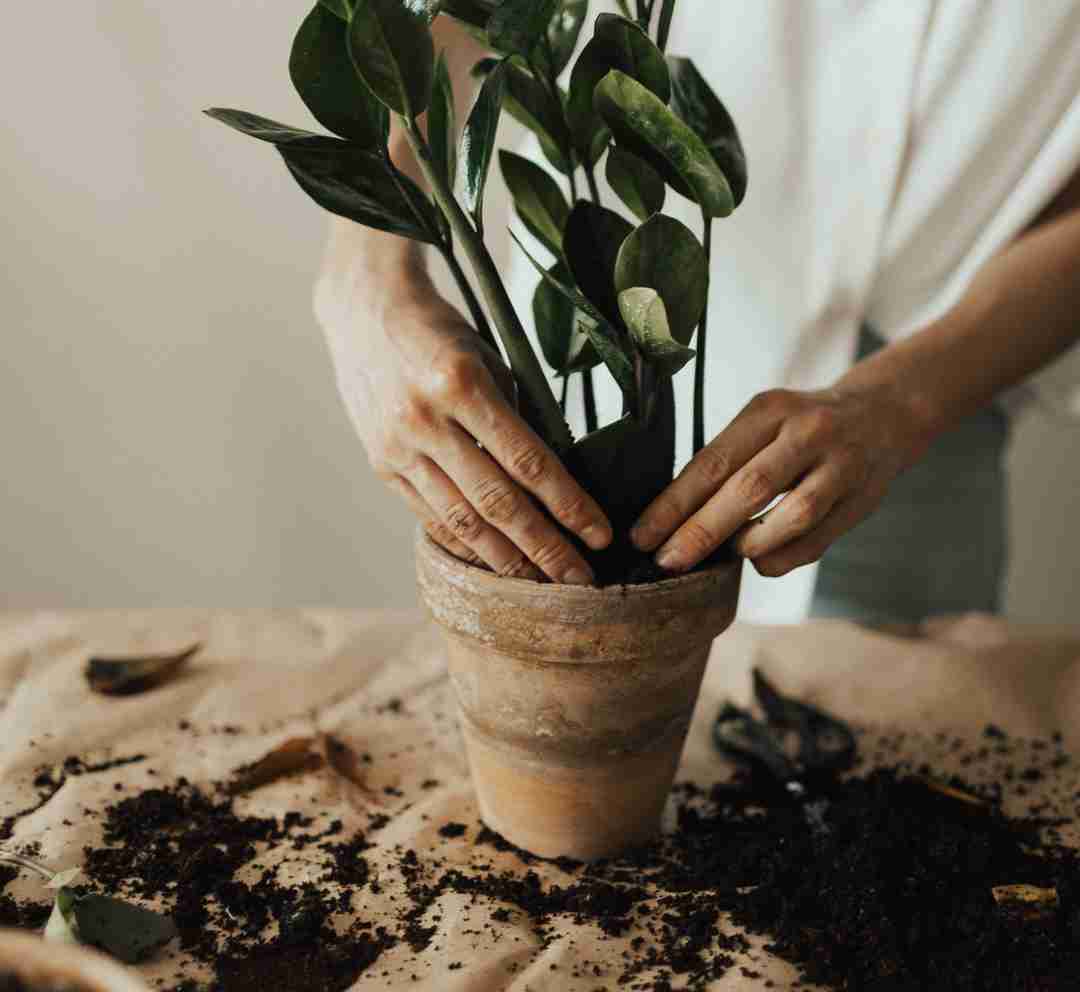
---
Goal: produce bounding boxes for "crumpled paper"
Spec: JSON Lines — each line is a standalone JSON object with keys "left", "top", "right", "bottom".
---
{"left": 1, "top": 609, "right": 1078, "bottom": 990}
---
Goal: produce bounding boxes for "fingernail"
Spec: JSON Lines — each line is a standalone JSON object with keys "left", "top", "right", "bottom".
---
{"left": 562, "top": 566, "right": 593, "bottom": 586}
{"left": 581, "top": 522, "right": 612, "bottom": 550}
{"left": 655, "top": 546, "right": 684, "bottom": 571}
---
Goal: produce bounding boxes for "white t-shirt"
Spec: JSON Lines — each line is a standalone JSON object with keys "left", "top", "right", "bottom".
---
{"left": 506, "top": 0, "right": 1080, "bottom": 620}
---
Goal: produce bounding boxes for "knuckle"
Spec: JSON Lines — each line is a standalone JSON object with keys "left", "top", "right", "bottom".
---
{"left": 694, "top": 445, "right": 731, "bottom": 486}
{"left": 734, "top": 468, "right": 776, "bottom": 514}
{"left": 497, "top": 556, "right": 535, "bottom": 579}
{"left": 796, "top": 406, "right": 838, "bottom": 443}
{"left": 473, "top": 479, "right": 520, "bottom": 524}
{"left": 529, "top": 539, "right": 573, "bottom": 572}
{"left": 785, "top": 491, "right": 820, "bottom": 531}
{"left": 679, "top": 519, "right": 718, "bottom": 557}
{"left": 506, "top": 440, "right": 548, "bottom": 485}
{"left": 397, "top": 396, "right": 437, "bottom": 435}
{"left": 430, "top": 351, "right": 484, "bottom": 404}
{"left": 750, "top": 388, "right": 796, "bottom": 417}
{"left": 444, "top": 500, "right": 484, "bottom": 541}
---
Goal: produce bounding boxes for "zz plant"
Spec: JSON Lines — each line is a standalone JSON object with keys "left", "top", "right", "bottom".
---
{"left": 208, "top": 0, "right": 747, "bottom": 577}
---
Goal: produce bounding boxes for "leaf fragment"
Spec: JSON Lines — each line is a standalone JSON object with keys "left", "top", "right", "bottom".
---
{"left": 70, "top": 893, "right": 178, "bottom": 964}
{"left": 992, "top": 884, "right": 1059, "bottom": 920}
{"left": 85, "top": 643, "right": 200, "bottom": 696}
{"left": 461, "top": 57, "right": 509, "bottom": 232}
{"left": 618, "top": 287, "right": 696, "bottom": 376}
{"left": 499, "top": 149, "right": 570, "bottom": 257}
{"left": 487, "top": 0, "right": 559, "bottom": 58}
{"left": 429, "top": 52, "right": 458, "bottom": 186}
{"left": 347, "top": 0, "right": 436, "bottom": 118}
{"left": 606, "top": 145, "right": 665, "bottom": 222}
{"left": 226, "top": 738, "right": 325, "bottom": 796}
{"left": 914, "top": 776, "right": 990, "bottom": 808}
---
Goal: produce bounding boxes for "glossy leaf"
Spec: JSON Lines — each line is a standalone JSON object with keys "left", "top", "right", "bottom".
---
{"left": 512, "top": 232, "right": 635, "bottom": 397}
{"left": 614, "top": 213, "right": 707, "bottom": 343}
{"left": 204, "top": 109, "right": 336, "bottom": 147}
{"left": 563, "top": 201, "right": 634, "bottom": 327}
{"left": 290, "top": 5, "right": 389, "bottom": 146}
{"left": 319, "top": 0, "right": 353, "bottom": 18}
{"left": 429, "top": 52, "right": 457, "bottom": 186}
{"left": 503, "top": 60, "right": 573, "bottom": 174}
{"left": 347, "top": 0, "right": 435, "bottom": 118}
{"left": 439, "top": 0, "right": 495, "bottom": 29}
{"left": 488, "top": 0, "right": 559, "bottom": 57}
{"left": 605, "top": 146, "right": 665, "bottom": 221}
{"left": 618, "top": 287, "right": 696, "bottom": 375}
{"left": 461, "top": 57, "right": 509, "bottom": 232}
{"left": 668, "top": 55, "right": 747, "bottom": 206}
{"left": 546, "top": 0, "right": 589, "bottom": 77}
{"left": 533, "top": 261, "right": 599, "bottom": 374}
{"left": 280, "top": 142, "right": 440, "bottom": 242}
{"left": 85, "top": 643, "right": 200, "bottom": 696}
{"left": 595, "top": 69, "right": 734, "bottom": 217}
{"left": 499, "top": 149, "right": 569, "bottom": 257}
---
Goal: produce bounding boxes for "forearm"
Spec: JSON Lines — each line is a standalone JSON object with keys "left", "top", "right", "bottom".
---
{"left": 840, "top": 192, "right": 1080, "bottom": 463}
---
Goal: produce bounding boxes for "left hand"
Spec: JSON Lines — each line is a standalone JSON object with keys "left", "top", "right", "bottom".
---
{"left": 630, "top": 383, "right": 932, "bottom": 577}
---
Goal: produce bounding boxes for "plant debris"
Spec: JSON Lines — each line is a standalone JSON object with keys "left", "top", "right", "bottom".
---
{"left": 225, "top": 738, "right": 324, "bottom": 796}
{"left": 85, "top": 644, "right": 200, "bottom": 696}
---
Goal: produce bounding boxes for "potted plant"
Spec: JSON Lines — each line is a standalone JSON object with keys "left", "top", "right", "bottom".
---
{"left": 208, "top": 0, "right": 747, "bottom": 859}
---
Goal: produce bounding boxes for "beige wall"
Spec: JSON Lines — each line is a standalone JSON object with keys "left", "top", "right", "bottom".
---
{"left": 2, "top": 2, "right": 1078, "bottom": 620}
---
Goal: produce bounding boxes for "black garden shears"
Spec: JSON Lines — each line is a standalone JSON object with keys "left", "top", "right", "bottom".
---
{"left": 713, "top": 669, "right": 856, "bottom": 832}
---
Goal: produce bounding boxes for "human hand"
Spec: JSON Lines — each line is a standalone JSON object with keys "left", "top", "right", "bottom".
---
{"left": 316, "top": 266, "right": 612, "bottom": 585}
{"left": 629, "top": 384, "right": 932, "bottom": 577}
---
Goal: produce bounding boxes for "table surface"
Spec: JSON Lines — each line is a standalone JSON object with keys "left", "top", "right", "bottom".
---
{"left": 2, "top": 609, "right": 1079, "bottom": 990}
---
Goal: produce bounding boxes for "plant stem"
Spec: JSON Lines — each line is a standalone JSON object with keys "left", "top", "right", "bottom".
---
{"left": 402, "top": 120, "right": 571, "bottom": 452}
{"left": 585, "top": 166, "right": 603, "bottom": 205}
{"left": 656, "top": 0, "right": 677, "bottom": 52}
{"left": 439, "top": 244, "right": 499, "bottom": 353}
{"left": 0, "top": 850, "right": 54, "bottom": 882}
{"left": 693, "top": 216, "right": 713, "bottom": 453}
{"left": 582, "top": 371, "right": 598, "bottom": 433}
{"left": 559, "top": 376, "right": 569, "bottom": 414}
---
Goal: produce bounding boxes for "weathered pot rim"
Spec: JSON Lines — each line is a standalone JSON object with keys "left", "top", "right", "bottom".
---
{"left": 415, "top": 528, "right": 742, "bottom": 602}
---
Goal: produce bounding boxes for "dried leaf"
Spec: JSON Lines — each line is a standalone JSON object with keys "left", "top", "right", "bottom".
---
{"left": 324, "top": 735, "right": 378, "bottom": 798}
{"left": 915, "top": 776, "right": 989, "bottom": 808}
{"left": 85, "top": 643, "right": 200, "bottom": 696}
{"left": 226, "top": 738, "right": 324, "bottom": 796}
{"left": 992, "top": 884, "right": 1059, "bottom": 920}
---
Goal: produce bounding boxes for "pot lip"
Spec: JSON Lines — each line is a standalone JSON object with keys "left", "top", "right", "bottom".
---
{"left": 415, "top": 528, "right": 741, "bottom": 599}
{"left": 0, "top": 928, "right": 150, "bottom": 991}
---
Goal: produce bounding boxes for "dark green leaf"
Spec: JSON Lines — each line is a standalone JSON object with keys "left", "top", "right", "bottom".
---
{"left": 614, "top": 213, "right": 707, "bottom": 343}
{"left": 618, "top": 287, "right": 695, "bottom": 375}
{"left": 487, "top": 0, "right": 559, "bottom": 57}
{"left": 502, "top": 60, "right": 573, "bottom": 174}
{"left": 429, "top": 52, "right": 458, "bottom": 186}
{"left": 614, "top": 0, "right": 633, "bottom": 17}
{"left": 656, "top": 0, "right": 677, "bottom": 52}
{"left": 85, "top": 643, "right": 200, "bottom": 696}
{"left": 280, "top": 142, "right": 440, "bottom": 242}
{"left": 73, "top": 894, "right": 178, "bottom": 964}
{"left": 499, "top": 149, "right": 569, "bottom": 257}
{"left": 439, "top": 0, "right": 496, "bottom": 29}
{"left": 668, "top": 56, "right": 747, "bottom": 206}
{"left": 533, "top": 261, "right": 599, "bottom": 374}
{"left": 605, "top": 146, "right": 665, "bottom": 221}
{"left": 290, "top": 5, "right": 389, "bottom": 146}
{"left": 512, "top": 231, "right": 635, "bottom": 396}
{"left": 594, "top": 69, "right": 734, "bottom": 217}
{"left": 319, "top": 0, "right": 353, "bottom": 18}
{"left": 347, "top": 0, "right": 435, "bottom": 118}
{"left": 461, "top": 57, "right": 509, "bottom": 232}
{"left": 563, "top": 201, "right": 634, "bottom": 326}
{"left": 546, "top": 0, "right": 589, "bottom": 77}
{"left": 204, "top": 109, "right": 335, "bottom": 146}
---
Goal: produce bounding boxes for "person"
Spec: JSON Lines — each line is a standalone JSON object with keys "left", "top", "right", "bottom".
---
{"left": 314, "top": 2, "right": 1080, "bottom": 625}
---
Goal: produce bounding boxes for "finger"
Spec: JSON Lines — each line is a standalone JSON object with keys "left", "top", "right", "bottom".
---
{"left": 406, "top": 457, "right": 552, "bottom": 582}
{"left": 655, "top": 432, "right": 817, "bottom": 572}
{"left": 431, "top": 424, "right": 598, "bottom": 585}
{"left": 385, "top": 475, "right": 488, "bottom": 569}
{"left": 732, "top": 451, "right": 864, "bottom": 559}
{"left": 630, "top": 390, "right": 796, "bottom": 552}
{"left": 452, "top": 379, "right": 612, "bottom": 551}
{"left": 751, "top": 493, "right": 878, "bottom": 578}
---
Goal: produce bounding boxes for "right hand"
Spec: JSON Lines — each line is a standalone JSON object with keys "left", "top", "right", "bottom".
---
{"left": 315, "top": 265, "right": 612, "bottom": 585}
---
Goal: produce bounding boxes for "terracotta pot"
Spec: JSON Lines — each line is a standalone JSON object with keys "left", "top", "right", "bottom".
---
{"left": 415, "top": 531, "right": 741, "bottom": 860}
{"left": 0, "top": 930, "right": 150, "bottom": 991}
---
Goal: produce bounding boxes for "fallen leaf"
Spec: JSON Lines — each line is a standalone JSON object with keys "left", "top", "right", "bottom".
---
{"left": 914, "top": 776, "right": 989, "bottom": 808}
{"left": 85, "top": 643, "right": 201, "bottom": 696}
{"left": 324, "top": 736, "right": 379, "bottom": 800}
{"left": 71, "top": 893, "right": 178, "bottom": 963}
{"left": 992, "top": 884, "right": 1059, "bottom": 920}
{"left": 226, "top": 738, "right": 324, "bottom": 795}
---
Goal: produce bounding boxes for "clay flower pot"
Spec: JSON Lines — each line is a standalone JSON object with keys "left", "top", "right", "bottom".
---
{"left": 416, "top": 531, "right": 741, "bottom": 860}
{"left": 0, "top": 930, "right": 150, "bottom": 991}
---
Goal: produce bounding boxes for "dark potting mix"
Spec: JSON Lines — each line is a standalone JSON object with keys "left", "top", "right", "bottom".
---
{"left": 2, "top": 701, "right": 1079, "bottom": 991}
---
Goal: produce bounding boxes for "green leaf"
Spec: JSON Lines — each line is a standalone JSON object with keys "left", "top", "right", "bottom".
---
{"left": 512, "top": 231, "right": 635, "bottom": 397}
{"left": 280, "top": 142, "right": 440, "bottom": 242}
{"left": 614, "top": 0, "right": 633, "bottom": 17}
{"left": 546, "top": 0, "right": 589, "bottom": 77}
{"left": 668, "top": 56, "right": 747, "bottom": 206}
{"left": 439, "top": 0, "right": 496, "bottom": 29}
{"left": 503, "top": 61, "right": 573, "bottom": 175}
{"left": 605, "top": 146, "right": 665, "bottom": 222}
{"left": 319, "top": 0, "right": 353, "bottom": 18}
{"left": 44, "top": 887, "right": 80, "bottom": 946}
{"left": 614, "top": 213, "right": 707, "bottom": 343}
{"left": 429, "top": 52, "right": 458, "bottom": 186}
{"left": 618, "top": 287, "right": 695, "bottom": 375}
{"left": 487, "top": 0, "right": 559, "bottom": 57}
{"left": 72, "top": 894, "right": 177, "bottom": 964}
{"left": 290, "top": 5, "right": 389, "bottom": 146}
{"left": 566, "top": 13, "right": 669, "bottom": 159}
{"left": 499, "top": 149, "right": 569, "bottom": 257}
{"left": 461, "top": 57, "right": 509, "bottom": 233}
{"left": 563, "top": 201, "right": 634, "bottom": 327}
{"left": 594, "top": 69, "right": 734, "bottom": 217}
{"left": 204, "top": 109, "right": 336, "bottom": 146}
{"left": 347, "top": 0, "right": 435, "bottom": 118}
{"left": 533, "top": 261, "right": 599, "bottom": 374}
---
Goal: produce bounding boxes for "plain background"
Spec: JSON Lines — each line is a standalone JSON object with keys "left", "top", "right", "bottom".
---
{"left": 2, "top": 1, "right": 1078, "bottom": 620}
